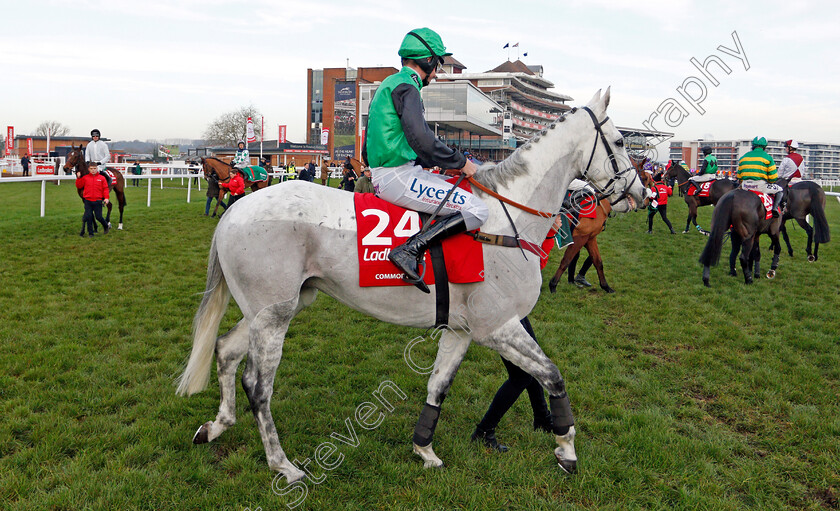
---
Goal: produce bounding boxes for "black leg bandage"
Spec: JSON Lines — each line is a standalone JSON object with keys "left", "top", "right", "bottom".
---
{"left": 413, "top": 403, "right": 441, "bottom": 447}
{"left": 549, "top": 393, "right": 575, "bottom": 435}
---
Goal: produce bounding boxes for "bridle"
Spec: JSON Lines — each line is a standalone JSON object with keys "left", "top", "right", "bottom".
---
{"left": 467, "top": 105, "right": 637, "bottom": 217}
{"left": 580, "top": 106, "right": 638, "bottom": 207}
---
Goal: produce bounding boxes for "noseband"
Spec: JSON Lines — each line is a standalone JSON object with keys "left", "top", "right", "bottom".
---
{"left": 580, "top": 106, "right": 637, "bottom": 206}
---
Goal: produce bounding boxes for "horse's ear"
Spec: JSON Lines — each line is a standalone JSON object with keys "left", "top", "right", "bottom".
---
{"left": 586, "top": 89, "right": 602, "bottom": 108}
{"left": 603, "top": 86, "right": 611, "bottom": 110}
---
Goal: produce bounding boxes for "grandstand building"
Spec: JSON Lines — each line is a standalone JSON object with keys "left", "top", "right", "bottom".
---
{"left": 669, "top": 139, "right": 840, "bottom": 180}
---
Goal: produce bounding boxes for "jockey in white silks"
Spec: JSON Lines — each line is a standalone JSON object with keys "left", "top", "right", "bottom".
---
{"left": 85, "top": 128, "right": 112, "bottom": 187}
{"left": 778, "top": 139, "right": 805, "bottom": 185}
{"left": 232, "top": 141, "right": 250, "bottom": 169}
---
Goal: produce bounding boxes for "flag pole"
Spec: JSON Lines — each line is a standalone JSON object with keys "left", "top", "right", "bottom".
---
{"left": 260, "top": 116, "right": 264, "bottom": 160}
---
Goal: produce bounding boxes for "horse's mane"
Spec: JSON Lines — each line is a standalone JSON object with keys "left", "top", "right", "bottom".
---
{"left": 472, "top": 109, "right": 578, "bottom": 190}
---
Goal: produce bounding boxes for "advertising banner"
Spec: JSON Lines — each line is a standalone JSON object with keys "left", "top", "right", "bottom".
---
{"left": 246, "top": 116, "right": 256, "bottom": 143}
{"left": 279, "top": 125, "right": 287, "bottom": 144}
{"left": 320, "top": 128, "right": 330, "bottom": 146}
{"left": 27, "top": 138, "right": 33, "bottom": 155}
{"left": 35, "top": 163, "right": 56, "bottom": 175}
{"left": 6, "top": 126, "right": 14, "bottom": 156}
{"left": 333, "top": 80, "right": 356, "bottom": 160}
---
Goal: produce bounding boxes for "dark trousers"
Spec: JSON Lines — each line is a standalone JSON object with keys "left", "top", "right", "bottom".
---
{"left": 476, "top": 317, "right": 550, "bottom": 431}
{"left": 648, "top": 204, "right": 674, "bottom": 232}
{"left": 227, "top": 194, "right": 244, "bottom": 208}
{"left": 133, "top": 176, "right": 141, "bottom": 186}
{"left": 83, "top": 200, "right": 108, "bottom": 235}
{"left": 205, "top": 196, "right": 227, "bottom": 215}
{"left": 22, "top": 167, "right": 30, "bottom": 176}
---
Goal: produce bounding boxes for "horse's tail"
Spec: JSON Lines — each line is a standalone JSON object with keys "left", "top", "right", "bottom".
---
{"left": 810, "top": 185, "right": 831, "bottom": 244}
{"left": 176, "top": 235, "right": 230, "bottom": 396}
{"left": 699, "top": 191, "right": 734, "bottom": 267}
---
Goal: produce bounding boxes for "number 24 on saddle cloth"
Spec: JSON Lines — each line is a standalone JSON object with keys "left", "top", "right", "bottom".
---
{"left": 354, "top": 186, "right": 484, "bottom": 288}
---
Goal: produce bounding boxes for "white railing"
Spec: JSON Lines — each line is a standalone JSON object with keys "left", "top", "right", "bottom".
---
{"left": 0, "top": 167, "right": 342, "bottom": 217}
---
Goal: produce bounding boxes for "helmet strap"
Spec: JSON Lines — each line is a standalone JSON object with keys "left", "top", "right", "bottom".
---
{"left": 407, "top": 31, "right": 442, "bottom": 75}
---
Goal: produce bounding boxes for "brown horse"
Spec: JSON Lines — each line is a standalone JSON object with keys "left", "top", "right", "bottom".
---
{"left": 549, "top": 158, "right": 652, "bottom": 293}
{"left": 63, "top": 145, "right": 127, "bottom": 232}
{"left": 547, "top": 195, "right": 615, "bottom": 293}
{"left": 665, "top": 161, "right": 737, "bottom": 235}
{"left": 201, "top": 157, "right": 271, "bottom": 217}
{"left": 699, "top": 188, "right": 783, "bottom": 287}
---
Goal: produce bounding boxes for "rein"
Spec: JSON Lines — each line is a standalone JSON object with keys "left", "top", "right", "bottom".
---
{"left": 466, "top": 177, "right": 554, "bottom": 218}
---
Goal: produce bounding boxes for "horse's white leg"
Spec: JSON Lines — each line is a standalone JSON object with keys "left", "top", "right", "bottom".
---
{"left": 192, "top": 319, "right": 250, "bottom": 444}
{"left": 476, "top": 317, "right": 577, "bottom": 474}
{"left": 412, "top": 328, "right": 472, "bottom": 469}
{"left": 241, "top": 300, "right": 306, "bottom": 484}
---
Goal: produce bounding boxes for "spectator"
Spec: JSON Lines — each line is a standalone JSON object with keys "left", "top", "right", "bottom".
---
{"left": 21, "top": 154, "right": 31, "bottom": 176}
{"left": 132, "top": 161, "right": 142, "bottom": 186}
{"left": 355, "top": 167, "right": 373, "bottom": 193}
{"left": 320, "top": 160, "right": 330, "bottom": 186}
{"left": 339, "top": 165, "right": 356, "bottom": 192}
{"left": 647, "top": 172, "right": 676, "bottom": 234}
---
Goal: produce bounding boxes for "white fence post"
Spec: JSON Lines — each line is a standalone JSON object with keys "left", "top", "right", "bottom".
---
{"left": 40, "top": 179, "right": 46, "bottom": 217}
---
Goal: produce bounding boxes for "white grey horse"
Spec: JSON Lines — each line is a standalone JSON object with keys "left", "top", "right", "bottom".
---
{"left": 177, "top": 89, "right": 647, "bottom": 483}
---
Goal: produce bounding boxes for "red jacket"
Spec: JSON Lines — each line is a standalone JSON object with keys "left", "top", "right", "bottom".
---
{"left": 651, "top": 182, "right": 672, "bottom": 205}
{"left": 220, "top": 174, "right": 245, "bottom": 196}
{"left": 75, "top": 173, "right": 110, "bottom": 201}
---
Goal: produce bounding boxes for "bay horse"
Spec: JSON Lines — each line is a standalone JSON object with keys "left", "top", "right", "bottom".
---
{"left": 176, "top": 90, "right": 647, "bottom": 483}
{"left": 699, "top": 188, "right": 783, "bottom": 287}
{"left": 778, "top": 179, "right": 830, "bottom": 261}
{"left": 547, "top": 192, "right": 617, "bottom": 294}
{"left": 201, "top": 157, "right": 272, "bottom": 216}
{"left": 553, "top": 158, "right": 654, "bottom": 292}
{"left": 665, "top": 161, "right": 737, "bottom": 235}
{"left": 63, "top": 145, "right": 127, "bottom": 231}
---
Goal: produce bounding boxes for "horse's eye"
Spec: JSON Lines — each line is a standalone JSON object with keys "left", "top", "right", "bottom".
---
{"left": 615, "top": 139, "right": 624, "bottom": 147}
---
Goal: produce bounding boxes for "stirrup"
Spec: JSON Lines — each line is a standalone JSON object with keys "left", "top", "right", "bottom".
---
{"left": 401, "top": 260, "right": 430, "bottom": 294}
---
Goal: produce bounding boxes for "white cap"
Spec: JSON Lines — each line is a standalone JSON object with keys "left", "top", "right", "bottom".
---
{"left": 785, "top": 139, "right": 799, "bottom": 149}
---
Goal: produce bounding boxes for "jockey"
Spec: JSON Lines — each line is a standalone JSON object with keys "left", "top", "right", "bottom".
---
{"left": 778, "top": 139, "right": 805, "bottom": 185}
{"left": 737, "top": 136, "right": 783, "bottom": 218}
{"left": 232, "top": 141, "right": 249, "bottom": 169}
{"left": 689, "top": 146, "right": 718, "bottom": 190}
{"left": 86, "top": 129, "right": 112, "bottom": 188}
{"left": 364, "top": 27, "right": 488, "bottom": 293}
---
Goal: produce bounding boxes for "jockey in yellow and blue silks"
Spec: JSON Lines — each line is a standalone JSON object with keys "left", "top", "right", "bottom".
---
{"left": 364, "top": 27, "right": 488, "bottom": 293}
{"left": 737, "top": 136, "right": 783, "bottom": 217}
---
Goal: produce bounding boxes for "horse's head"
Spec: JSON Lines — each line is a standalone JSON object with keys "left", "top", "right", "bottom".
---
{"left": 64, "top": 145, "right": 86, "bottom": 175}
{"left": 578, "top": 88, "right": 647, "bottom": 213}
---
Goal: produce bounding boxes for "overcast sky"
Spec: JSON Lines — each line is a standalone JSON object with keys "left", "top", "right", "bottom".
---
{"left": 3, "top": 0, "right": 839, "bottom": 157}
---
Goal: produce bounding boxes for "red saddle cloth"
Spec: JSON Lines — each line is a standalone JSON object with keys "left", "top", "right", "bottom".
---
{"left": 565, "top": 195, "right": 597, "bottom": 221}
{"left": 103, "top": 169, "right": 117, "bottom": 184}
{"left": 687, "top": 181, "right": 713, "bottom": 197}
{"left": 354, "top": 183, "right": 484, "bottom": 287}
{"left": 748, "top": 189, "right": 774, "bottom": 219}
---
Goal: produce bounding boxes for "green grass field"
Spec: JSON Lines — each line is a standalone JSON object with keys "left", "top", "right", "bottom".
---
{"left": 1, "top": 179, "right": 838, "bottom": 510}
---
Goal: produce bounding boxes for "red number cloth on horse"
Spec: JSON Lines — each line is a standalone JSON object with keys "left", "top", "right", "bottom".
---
{"left": 687, "top": 181, "right": 713, "bottom": 197}
{"left": 354, "top": 178, "right": 484, "bottom": 287}
{"left": 564, "top": 196, "right": 597, "bottom": 221}
{"left": 748, "top": 189, "right": 774, "bottom": 219}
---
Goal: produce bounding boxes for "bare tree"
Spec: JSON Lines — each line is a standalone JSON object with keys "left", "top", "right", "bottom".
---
{"left": 35, "top": 121, "right": 70, "bottom": 137}
{"left": 202, "top": 105, "right": 262, "bottom": 147}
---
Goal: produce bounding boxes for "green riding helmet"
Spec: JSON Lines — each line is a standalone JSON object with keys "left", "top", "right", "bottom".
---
{"left": 398, "top": 28, "right": 452, "bottom": 69}
{"left": 751, "top": 136, "right": 768, "bottom": 148}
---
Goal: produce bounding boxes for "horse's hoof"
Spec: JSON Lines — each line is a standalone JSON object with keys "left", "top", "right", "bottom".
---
{"left": 682, "top": 230, "right": 690, "bottom": 234}
{"left": 788, "top": 250, "right": 794, "bottom": 257}
{"left": 703, "top": 279, "right": 711, "bottom": 288}
{"left": 807, "top": 255, "right": 816, "bottom": 262}
{"left": 192, "top": 421, "right": 212, "bottom": 444}
{"left": 766, "top": 270, "right": 776, "bottom": 279}
{"left": 728, "top": 270, "right": 737, "bottom": 277}
{"left": 602, "top": 286, "right": 615, "bottom": 294}
{"left": 557, "top": 459, "right": 577, "bottom": 475}
{"left": 423, "top": 460, "right": 445, "bottom": 469}
{"left": 118, "top": 224, "right": 123, "bottom": 230}
{"left": 548, "top": 281, "right": 558, "bottom": 294}
{"left": 573, "top": 276, "right": 592, "bottom": 288}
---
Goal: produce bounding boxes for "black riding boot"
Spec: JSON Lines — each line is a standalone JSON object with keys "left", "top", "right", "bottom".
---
{"left": 471, "top": 426, "right": 509, "bottom": 452}
{"left": 772, "top": 190, "right": 784, "bottom": 218}
{"left": 388, "top": 213, "right": 468, "bottom": 293}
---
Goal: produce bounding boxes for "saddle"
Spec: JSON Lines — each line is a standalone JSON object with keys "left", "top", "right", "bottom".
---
{"left": 240, "top": 165, "right": 268, "bottom": 182}
{"left": 687, "top": 180, "right": 713, "bottom": 197}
